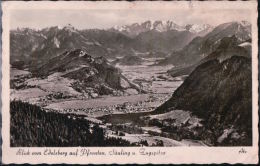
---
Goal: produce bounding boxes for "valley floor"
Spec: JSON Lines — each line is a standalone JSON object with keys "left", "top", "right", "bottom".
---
{"left": 10, "top": 58, "right": 205, "bottom": 146}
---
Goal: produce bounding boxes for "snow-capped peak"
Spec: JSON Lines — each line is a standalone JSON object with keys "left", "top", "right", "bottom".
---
{"left": 113, "top": 25, "right": 128, "bottom": 32}
{"left": 153, "top": 20, "right": 167, "bottom": 32}
{"left": 141, "top": 21, "right": 152, "bottom": 30}
{"left": 185, "top": 24, "right": 213, "bottom": 33}
{"left": 110, "top": 20, "right": 213, "bottom": 36}
{"left": 151, "top": 20, "right": 185, "bottom": 32}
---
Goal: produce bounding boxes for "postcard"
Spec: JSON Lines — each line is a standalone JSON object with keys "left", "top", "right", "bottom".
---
{"left": 1, "top": 1, "right": 258, "bottom": 164}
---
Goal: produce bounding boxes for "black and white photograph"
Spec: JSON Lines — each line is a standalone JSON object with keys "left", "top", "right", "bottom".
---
{"left": 1, "top": 1, "right": 258, "bottom": 164}
{"left": 8, "top": 4, "right": 254, "bottom": 147}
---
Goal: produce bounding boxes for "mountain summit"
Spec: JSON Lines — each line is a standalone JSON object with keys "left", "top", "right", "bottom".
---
{"left": 34, "top": 49, "right": 142, "bottom": 97}
{"left": 110, "top": 20, "right": 213, "bottom": 37}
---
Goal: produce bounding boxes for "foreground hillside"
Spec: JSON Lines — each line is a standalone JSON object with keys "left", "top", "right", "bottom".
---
{"left": 10, "top": 101, "right": 135, "bottom": 147}
{"left": 155, "top": 37, "right": 252, "bottom": 146}
{"left": 10, "top": 100, "right": 136, "bottom": 146}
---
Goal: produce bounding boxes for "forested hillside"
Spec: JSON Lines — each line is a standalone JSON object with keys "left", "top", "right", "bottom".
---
{"left": 10, "top": 100, "right": 133, "bottom": 147}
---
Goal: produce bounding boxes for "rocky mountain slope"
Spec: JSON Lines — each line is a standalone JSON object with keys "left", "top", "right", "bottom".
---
{"left": 167, "top": 35, "right": 251, "bottom": 78}
{"left": 10, "top": 28, "right": 47, "bottom": 68}
{"left": 32, "top": 49, "right": 142, "bottom": 96}
{"left": 11, "top": 25, "right": 115, "bottom": 69}
{"left": 159, "top": 21, "right": 251, "bottom": 67}
{"left": 154, "top": 36, "right": 252, "bottom": 146}
{"left": 134, "top": 29, "right": 196, "bottom": 52}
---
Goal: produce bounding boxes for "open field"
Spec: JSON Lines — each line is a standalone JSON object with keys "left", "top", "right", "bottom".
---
{"left": 46, "top": 94, "right": 150, "bottom": 110}
{"left": 11, "top": 88, "right": 50, "bottom": 104}
{"left": 148, "top": 110, "right": 200, "bottom": 125}
{"left": 26, "top": 72, "right": 82, "bottom": 96}
{"left": 116, "top": 63, "right": 182, "bottom": 94}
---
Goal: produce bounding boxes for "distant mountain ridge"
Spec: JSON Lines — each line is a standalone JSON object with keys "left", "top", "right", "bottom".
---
{"left": 11, "top": 25, "right": 134, "bottom": 68}
{"left": 11, "top": 21, "right": 250, "bottom": 71}
{"left": 11, "top": 22, "right": 199, "bottom": 69}
{"left": 159, "top": 21, "right": 251, "bottom": 66}
{"left": 167, "top": 35, "right": 251, "bottom": 78}
{"left": 109, "top": 20, "right": 213, "bottom": 37}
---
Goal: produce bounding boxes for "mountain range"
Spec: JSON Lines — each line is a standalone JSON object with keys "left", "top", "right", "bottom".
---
{"left": 155, "top": 35, "right": 252, "bottom": 146}
{"left": 10, "top": 21, "right": 215, "bottom": 70}
{"left": 109, "top": 20, "right": 213, "bottom": 37}
{"left": 159, "top": 21, "right": 251, "bottom": 65}
{"left": 160, "top": 21, "right": 251, "bottom": 77}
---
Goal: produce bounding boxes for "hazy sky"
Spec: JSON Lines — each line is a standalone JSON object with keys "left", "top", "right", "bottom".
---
{"left": 10, "top": 9, "right": 251, "bottom": 30}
